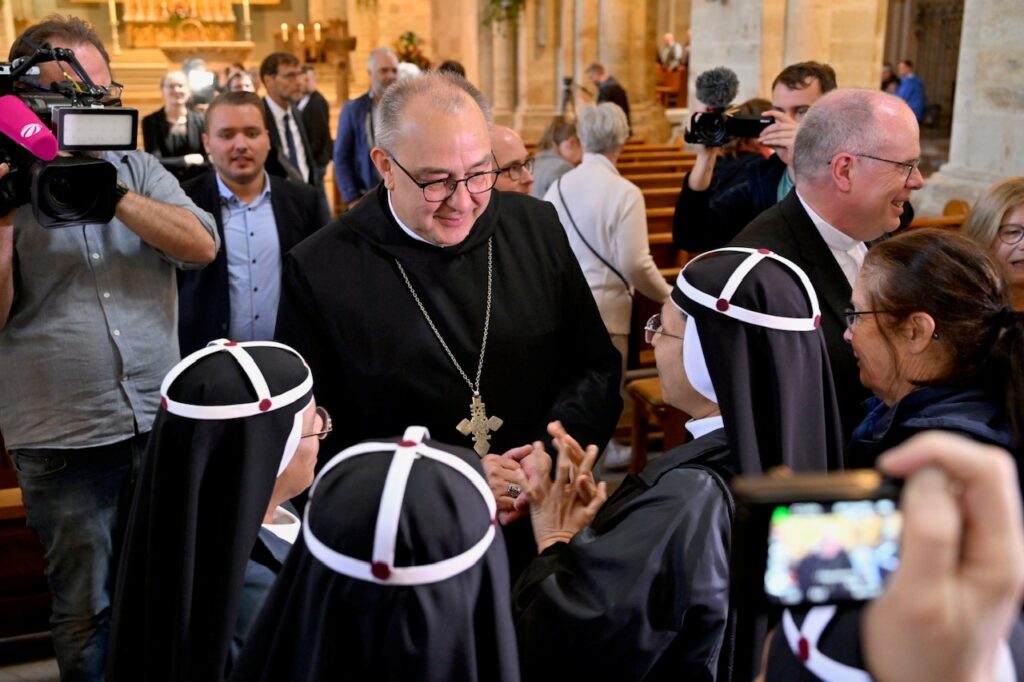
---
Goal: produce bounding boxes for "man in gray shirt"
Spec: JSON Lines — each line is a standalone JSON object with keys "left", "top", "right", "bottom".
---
{"left": 0, "top": 17, "right": 217, "bottom": 681}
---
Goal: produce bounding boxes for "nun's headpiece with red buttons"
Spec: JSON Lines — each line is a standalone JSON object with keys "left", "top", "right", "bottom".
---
{"left": 303, "top": 426, "right": 497, "bottom": 586}
{"left": 160, "top": 339, "right": 313, "bottom": 419}
{"left": 672, "top": 247, "right": 822, "bottom": 331}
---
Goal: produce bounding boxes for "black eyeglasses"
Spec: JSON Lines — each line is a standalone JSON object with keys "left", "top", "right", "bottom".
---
{"left": 998, "top": 223, "right": 1024, "bottom": 246}
{"left": 853, "top": 153, "right": 921, "bottom": 185}
{"left": 301, "top": 406, "right": 333, "bottom": 440}
{"left": 644, "top": 313, "right": 686, "bottom": 344}
{"left": 844, "top": 309, "right": 891, "bottom": 328}
{"left": 389, "top": 155, "right": 500, "bottom": 202}
{"left": 499, "top": 156, "right": 535, "bottom": 181}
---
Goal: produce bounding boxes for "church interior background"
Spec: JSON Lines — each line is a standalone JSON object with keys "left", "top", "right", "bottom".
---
{"left": 0, "top": 0, "right": 1019, "bottom": 213}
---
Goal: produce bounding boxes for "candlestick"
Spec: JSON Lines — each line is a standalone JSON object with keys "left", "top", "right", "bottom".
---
{"left": 314, "top": 22, "right": 321, "bottom": 42}
{"left": 297, "top": 23, "right": 304, "bottom": 43}
{"left": 281, "top": 22, "right": 289, "bottom": 43}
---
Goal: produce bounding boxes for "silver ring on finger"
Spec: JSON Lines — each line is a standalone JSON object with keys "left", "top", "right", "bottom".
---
{"left": 507, "top": 483, "right": 522, "bottom": 499}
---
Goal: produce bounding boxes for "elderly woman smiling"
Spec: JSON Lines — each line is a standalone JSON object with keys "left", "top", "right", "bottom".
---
{"left": 844, "top": 228, "right": 1024, "bottom": 470}
{"left": 961, "top": 176, "right": 1024, "bottom": 310}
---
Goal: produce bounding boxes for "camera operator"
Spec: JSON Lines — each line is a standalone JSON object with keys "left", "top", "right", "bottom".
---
{"left": 0, "top": 16, "right": 217, "bottom": 681}
{"left": 673, "top": 62, "right": 838, "bottom": 252}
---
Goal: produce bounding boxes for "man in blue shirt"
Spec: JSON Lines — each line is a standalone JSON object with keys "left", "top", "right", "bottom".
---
{"left": 0, "top": 17, "right": 218, "bottom": 681}
{"left": 333, "top": 47, "right": 399, "bottom": 207}
{"left": 896, "top": 59, "right": 927, "bottom": 123}
{"left": 178, "top": 91, "right": 328, "bottom": 355}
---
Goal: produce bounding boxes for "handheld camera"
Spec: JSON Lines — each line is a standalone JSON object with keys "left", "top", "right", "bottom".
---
{"left": 0, "top": 40, "right": 138, "bottom": 227}
{"left": 684, "top": 65, "right": 774, "bottom": 147}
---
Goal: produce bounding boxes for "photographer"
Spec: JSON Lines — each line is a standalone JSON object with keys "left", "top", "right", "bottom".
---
{"left": 0, "top": 16, "right": 217, "bottom": 681}
{"left": 673, "top": 62, "right": 837, "bottom": 252}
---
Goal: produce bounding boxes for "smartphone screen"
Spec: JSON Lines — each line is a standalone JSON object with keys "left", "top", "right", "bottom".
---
{"left": 763, "top": 498, "right": 901, "bottom": 605}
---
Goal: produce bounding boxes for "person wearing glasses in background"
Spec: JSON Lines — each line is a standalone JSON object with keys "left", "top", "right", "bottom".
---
{"left": 730, "top": 88, "right": 925, "bottom": 442}
{"left": 962, "top": 176, "right": 1024, "bottom": 311}
{"left": 108, "top": 341, "right": 327, "bottom": 680}
{"left": 0, "top": 16, "right": 218, "bottom": 682}
{"left": 491, "top": 125, "right": 535, "bottom": 195}
{"left": 274, "top": 70, "right": 622, "bottom": 580}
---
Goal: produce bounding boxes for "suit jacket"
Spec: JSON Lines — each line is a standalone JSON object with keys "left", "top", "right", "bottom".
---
{"left": 141, "top": 108, "right": 209, "bottom": 182}
{"left": 177, "top": 171, "right": 328, "bottom": 355}
{"left": 262, "top": 98, "right": 318, "bottom": 188}
{"left": 729, "top": 191, "right": 870, "bottom": 441}
{"left": 332, "top": 92, "right": 380, "bottom": 204}
{"left": 301, "top": 89, "right": 332, "bottom": 168}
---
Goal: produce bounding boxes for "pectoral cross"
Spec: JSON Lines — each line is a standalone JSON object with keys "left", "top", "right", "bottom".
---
{"left": 456, "top": 394, "right": 503, "bottom": 457}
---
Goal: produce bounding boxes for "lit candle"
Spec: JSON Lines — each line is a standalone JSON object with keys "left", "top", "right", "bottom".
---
{"left": 280, "top": 22, "right": 288, "bottom": 42}
{"left": 314, "top": 22, "right": 321, "bottom": 42}
{"left": 297, "top": 23, "right": 304, "bottom": 43}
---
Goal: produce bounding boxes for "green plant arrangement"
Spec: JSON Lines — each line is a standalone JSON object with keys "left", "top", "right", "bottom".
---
{"left": 482, "top": 0, "right": 526, "bottom": 27}
{"left": 394, "top": 31, "right": 431, "bottom": 71}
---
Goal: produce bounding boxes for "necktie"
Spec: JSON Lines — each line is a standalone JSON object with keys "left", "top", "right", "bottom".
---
{"left": 282, "top": 112, "right": 300, "bottom": 171}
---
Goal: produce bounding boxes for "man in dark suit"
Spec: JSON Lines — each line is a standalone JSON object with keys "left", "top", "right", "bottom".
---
{"left": 298, "top": 65, "right": 332, "bottom": 189}
{"left": 585, "top": 62, "right": 631, "bottom": 133}
{"left": 258, "top": 52, "right": 317, "bottom": 189}
{"left": 730, "top": 88, "right": 925, "bottom": 442}
{"left": 332, "top": 46, "right": 398, "bottom": 206}
{"left": 178, "top": 91, "right": 328, "bottom": 354}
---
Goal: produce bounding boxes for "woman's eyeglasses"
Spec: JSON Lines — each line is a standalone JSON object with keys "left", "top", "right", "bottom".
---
{"left": 301, "top": 406, "right": 333, "bottom": 440}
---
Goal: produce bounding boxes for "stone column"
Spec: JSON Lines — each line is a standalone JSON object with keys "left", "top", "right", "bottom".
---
{"left": 915, "top": 0, "right": 1024, "bottom": 215}
{"left": 689, "top": 0, "right": 764, "bottom": 106}
{"left": 781, "top": 0, "right": 887, "bottom": 89}
{"left": 591, "top": 0, "right": 668, "bottom": 143}
{"left": 431, "top": 0, "right": 480, "bottom": 84}
{"left": 511, "top": 0, "right": 559, "bottom": 140}
{"left": 491, "top": 19, "right": 517, "bottom": 127}
{"left": 1, "top": 0, "right": 16, "bottom": 57}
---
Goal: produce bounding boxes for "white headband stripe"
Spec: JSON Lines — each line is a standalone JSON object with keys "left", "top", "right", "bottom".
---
{"left": 371, "top": 445, "right": 418, "bottom": 569}
{"left": 276, "top": 399, "right": 310, "bottom": 477}
{"left": 303, "top": 427, "right": 498, "bottom": 586}
{"left": 159, "top": 339, "right": 312, "bottom": 420}
{"left": 676, "top": 247, "right": 822, "bottom": 331}
{"left": 718, "top": 251, "right": 766, "bottom": 302}
{"left": 220, "top": 343, "right": 272, "bottom": 403}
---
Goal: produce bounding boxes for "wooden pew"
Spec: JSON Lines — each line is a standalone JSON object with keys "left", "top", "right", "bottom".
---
{"left": 623, "top": 172, "right": 685, "bottom": 190}
{"left": 617, "top": 159, "right": 696, "bottom": 175}
{"left": 907, "top": 214, "right": 965, "bottom": 231}
{"left": 618, "top": 150, "right": 695, "bottom": 164}
{"left": 641, "top": 187, "right": 681, "bottom": 210}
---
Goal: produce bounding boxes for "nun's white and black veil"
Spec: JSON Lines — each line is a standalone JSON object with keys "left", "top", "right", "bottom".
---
{"left": 107, "top": 340, "right": 313, "bottom": 682}
{"left": 673, "top": 247, "right": 844, "bottom": 473}
{"left": 228, "top": 426, "right": 520, "bottom": 682}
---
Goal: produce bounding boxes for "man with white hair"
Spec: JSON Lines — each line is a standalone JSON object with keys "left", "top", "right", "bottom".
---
{"left": 730, "top": 88, "right": 925, "bottom": 439}
{"left": 276, "top": 71, "right": 622, "bottom": 575}
{"left": 492, "top": 125, "right": 535, "bottom": 195}
{"left": 333, "top": 47, "right": 400, "bottom": 206}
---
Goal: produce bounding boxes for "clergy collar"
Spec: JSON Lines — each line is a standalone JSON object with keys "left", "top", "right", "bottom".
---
{"left": 796, "top": 191, "right": 861, "bottom": 252}
{"left": 386, "top": 188, "right": 434, "bottom": 246}
{"left": 686, "top": 415, "right": 724, "bottom": 439}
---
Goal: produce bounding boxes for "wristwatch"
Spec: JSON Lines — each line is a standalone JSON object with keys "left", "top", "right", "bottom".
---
{"left": 114, "top": 180, "right": 130, "bottom": 206}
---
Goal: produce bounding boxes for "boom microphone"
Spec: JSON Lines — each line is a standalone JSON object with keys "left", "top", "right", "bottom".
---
{"left": 0, "top": 95, "right": 58, "bottom": 162}
{"left": 693, "top": 66, "right": 739, "bottom": 111}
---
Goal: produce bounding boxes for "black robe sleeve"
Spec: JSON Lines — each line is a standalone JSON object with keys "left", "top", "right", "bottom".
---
{"left": 512, "top": 466, "right": 732, "bottom": 681}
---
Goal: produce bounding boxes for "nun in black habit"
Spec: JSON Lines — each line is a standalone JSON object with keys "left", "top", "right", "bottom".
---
{"left": 228, "top": 426, "right": 520, "bottom": 682}
{"left": 107, "top": 339, "right": 321, "bottom": 682}
{"left": 512, "top": 247, "right": 845, "bottom": 681}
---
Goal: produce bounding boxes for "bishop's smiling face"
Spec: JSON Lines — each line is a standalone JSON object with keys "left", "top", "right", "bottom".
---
{"left": 375, "top": 92, "right": 495, "bottom": 247}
